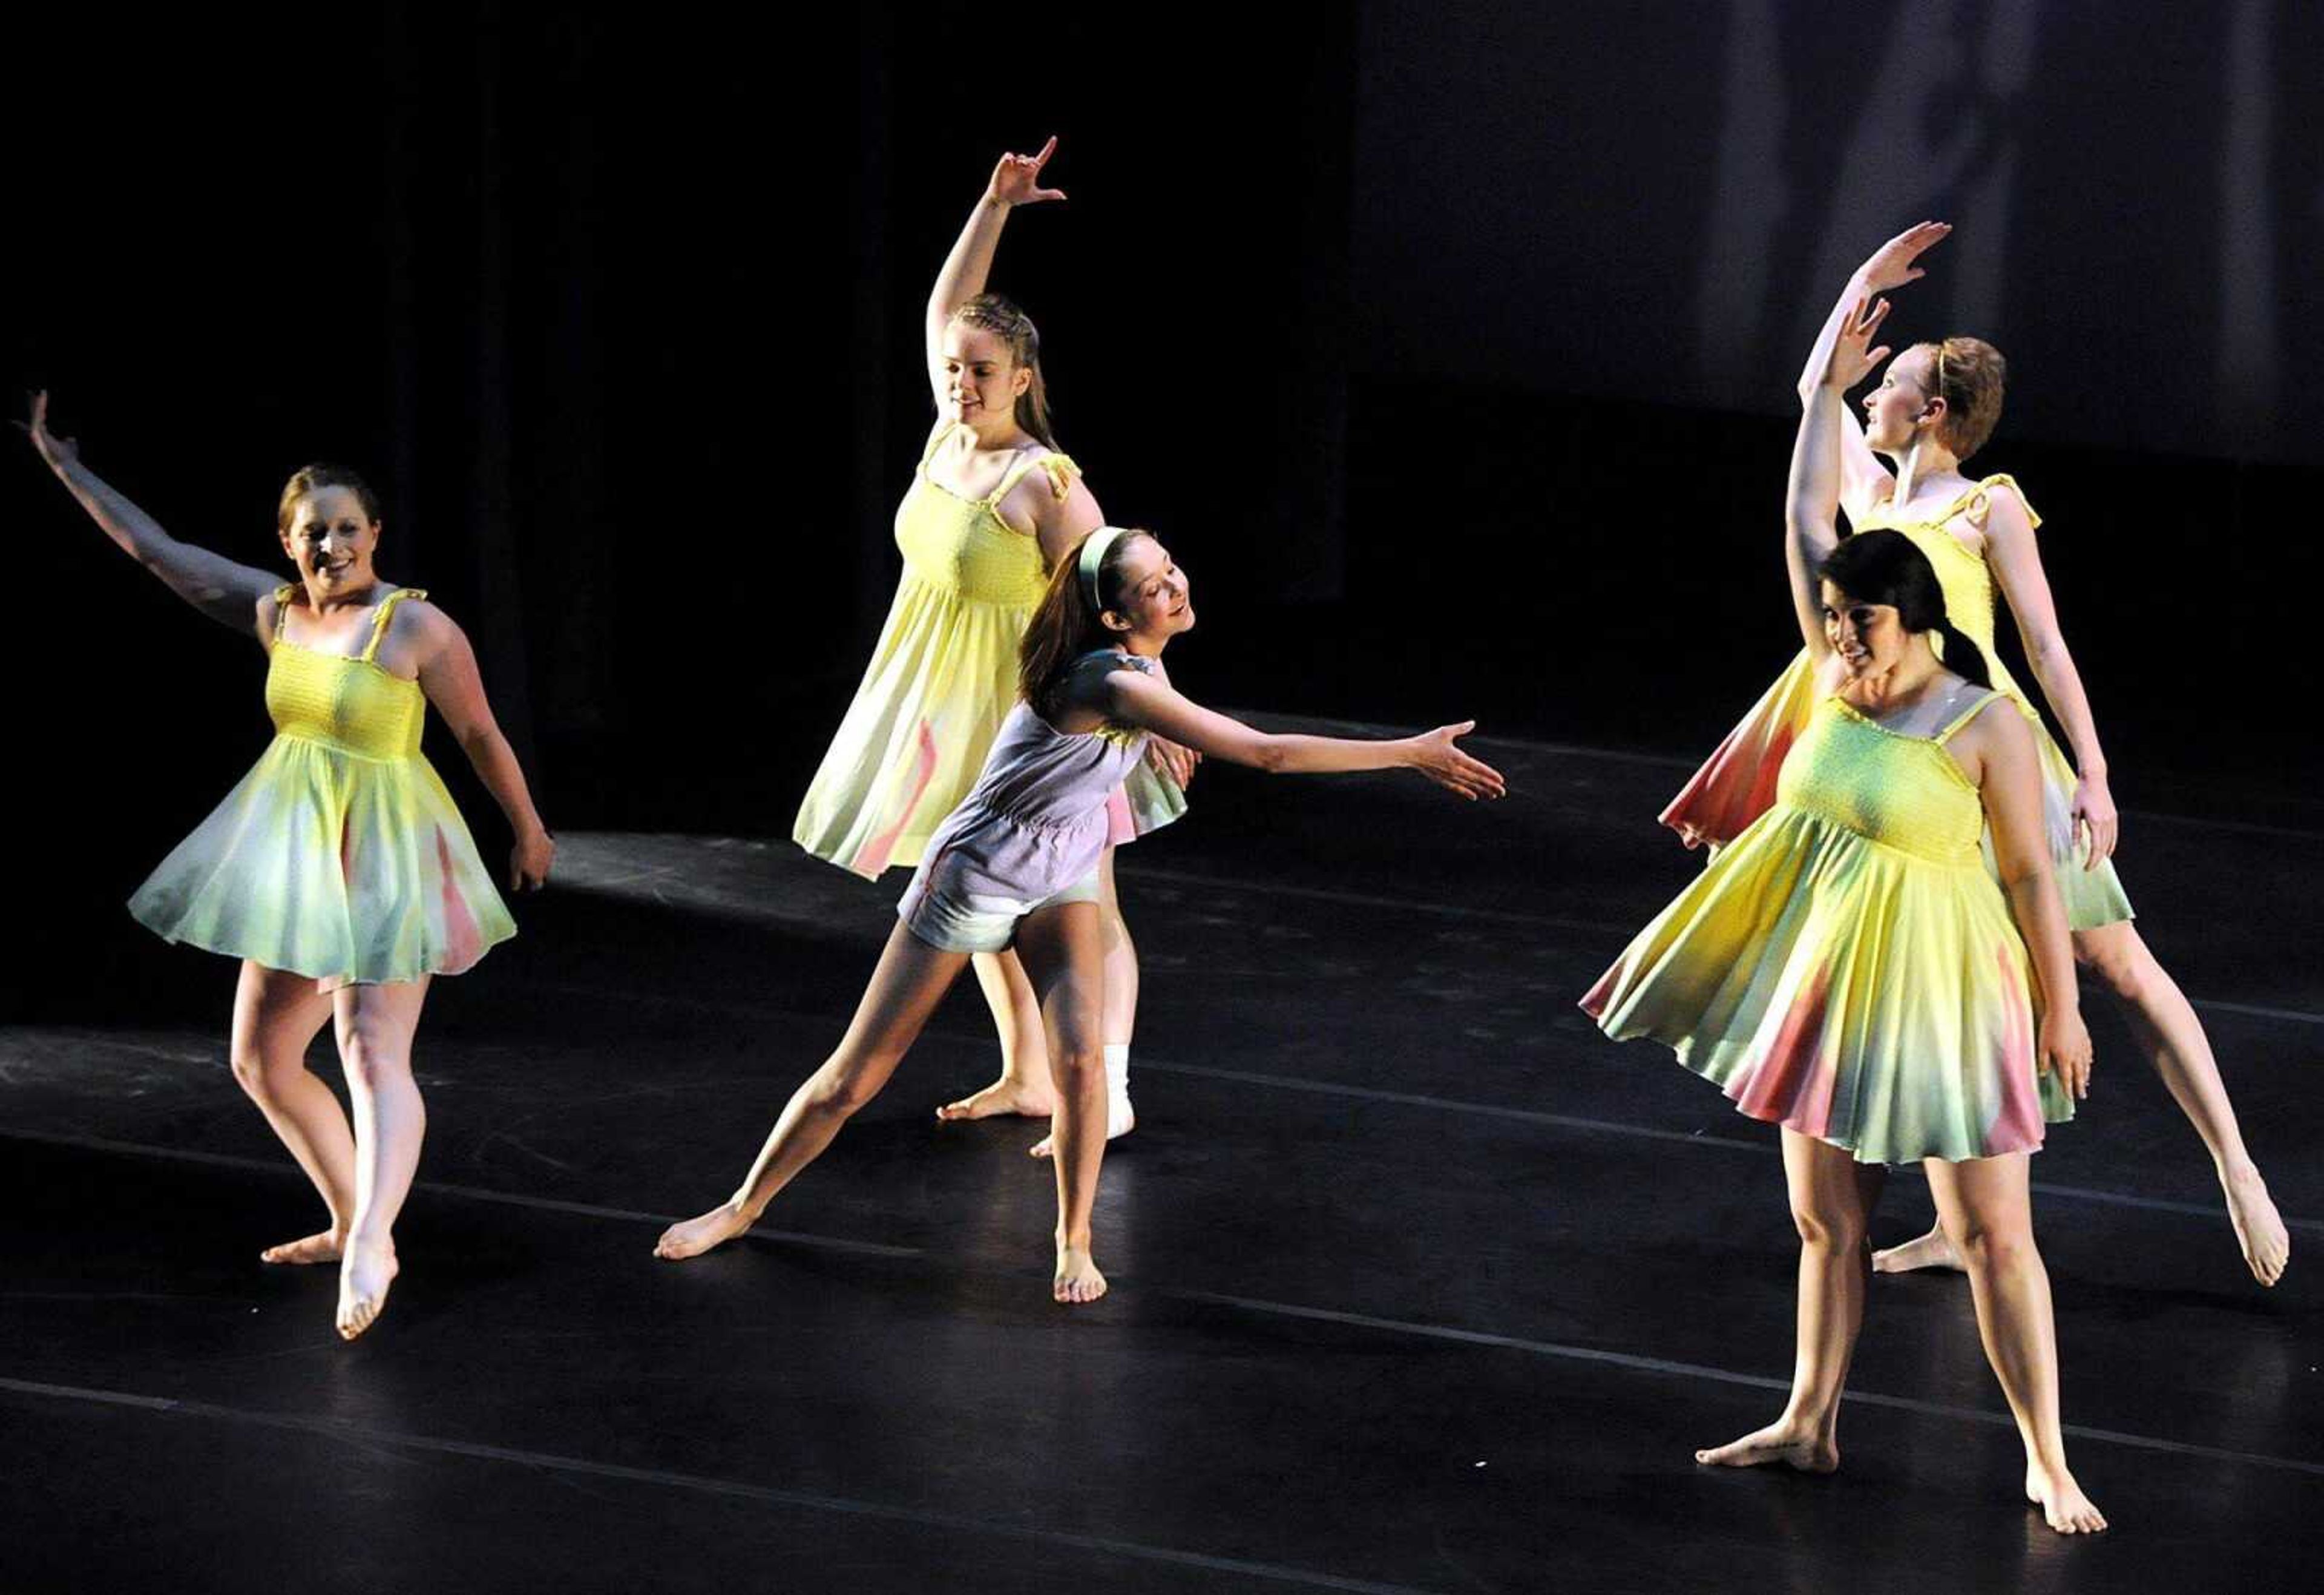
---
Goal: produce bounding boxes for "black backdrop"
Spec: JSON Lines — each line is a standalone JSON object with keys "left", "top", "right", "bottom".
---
{"left": 5, "top": 2, "right": 2316, "bottom": 1014}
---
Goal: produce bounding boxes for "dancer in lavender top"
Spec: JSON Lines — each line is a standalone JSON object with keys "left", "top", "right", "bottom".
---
{"left": 657, "top": 526, "right": 1504, "bottom": 1302}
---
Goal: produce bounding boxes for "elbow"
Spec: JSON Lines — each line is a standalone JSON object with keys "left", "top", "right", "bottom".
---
{"left": 1252, "top": 739, "right": 1292, "bottom": 776}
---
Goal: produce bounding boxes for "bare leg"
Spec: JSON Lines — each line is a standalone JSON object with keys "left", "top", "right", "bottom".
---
{"left": 934, "top": 949, "right": 1056, "bottom": 1120}
{"left": 331, "top": 977, "right": 432, "bottom": 1341}
{"left": 1031, "top": 849, "right": 1138, "bottom": 1158}
{"left": 1924, "top": 1153, "right": 2106, "bottom": 1533}
{"left": 2073, "top": 921, "right": 2286, "bottom": 1286}
{"left": 1698, "top": 1129, "right": 1882, "bottom": 1472}
{"left": 229, "top": 962, "right": 354, "bottom": 1264}
{"left": 660, "top": 925, "right": 969, "bottom": 1260}
{"left": 1014, "top": 901, "right": 1110, "bottom": 1304}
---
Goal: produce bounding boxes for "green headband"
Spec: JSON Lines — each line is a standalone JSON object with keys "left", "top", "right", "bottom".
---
{"left": 1078, "top": 526, "right": 1132, "bottom": 608}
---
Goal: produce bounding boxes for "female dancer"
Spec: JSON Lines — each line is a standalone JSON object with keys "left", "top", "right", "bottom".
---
{"left": 24, "top": 394, "right": 554, "bottom": 1341}
{"left": 662, "top": 526, "right": 1503, "bottom": 1301}
{"left": 1592, "top": 299, "right": 2104, "bottom": 1533}
{"left": 1664, "top": 223, "right": 2286, "bottom": 1286}
{"left": 790, "top": 136, "right": 1191, "bottom": 1156}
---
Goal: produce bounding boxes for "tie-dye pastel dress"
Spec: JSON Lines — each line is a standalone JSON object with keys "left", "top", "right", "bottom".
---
{"left": 1659, "top": 475, "right": 2132, "bottom": 931}
{"left": 128, "top": 586, "right": 516, "bottom": 992}
{"left": 1587, "top": 686, "right": 2073, "bottom": 1164}
{"left": 792, "top": 423, "right": 1183, "bottom": 880}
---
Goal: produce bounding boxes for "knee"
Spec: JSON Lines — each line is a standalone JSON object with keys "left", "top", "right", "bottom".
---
{"left": 1049, "top": 1043, "right": 1105, "bottom": 1093}
{"left": 1791, "top": 1203, "right": 1868, "bottom": 1254}
{"left": 809, "top": 1057, "right": 890, "bottom": 1118}
{"left": 2072, "top": 932, "right": 2145, "bottom": 1000}
{"left": 229, "top": 1044, "right": 285, "bottom": 1101}
{"left": 338, "top": 1026, "right": 410, "bottom": 1093}
{"left": 1944, "top": 1216, "right": 2035, "bottom": 1277}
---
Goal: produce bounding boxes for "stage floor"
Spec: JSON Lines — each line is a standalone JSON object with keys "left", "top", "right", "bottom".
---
{"left": 4, "top": 723, "right": 2318, "bottom": 1594}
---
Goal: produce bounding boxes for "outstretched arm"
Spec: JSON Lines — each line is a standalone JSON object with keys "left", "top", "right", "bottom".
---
{"left": 1963, "top": 702, "right": 2092, "bottom": 1097}
{"left": 20, "top": 393, "right": 280, "bottom": 638}
{"left": 1787, "top": 297, "right": 1892, "bottom": 657}
{"left": 1797, "top": 223, "right": 1948, "bottom": 525}
{"left": 1103, "top": 671, "right": 1504, "bottom": 800}
{"left": 407, "top": 603, "right": 556, "bottom": 891}
{"left": 1981, "top": 490, "right": 2117, "bottom": 866}
{"left": 924, "top": 138, "right": 1066, "bottom": 400}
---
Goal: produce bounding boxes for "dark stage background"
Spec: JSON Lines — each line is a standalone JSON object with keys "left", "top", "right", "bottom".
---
{"left": 5, "top": 1, "right": 2317, "bottom": 1015}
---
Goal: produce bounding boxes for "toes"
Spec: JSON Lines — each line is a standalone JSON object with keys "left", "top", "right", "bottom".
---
{"left": 1027, "top": 1137, "right": 1055, "bottom": 1159}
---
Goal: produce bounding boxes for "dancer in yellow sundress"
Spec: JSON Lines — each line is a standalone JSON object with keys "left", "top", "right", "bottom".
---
{"left": 1591, "top": 297, "right": 2106, "bottom": 1533}
{"left": 792, "top": 137, "right": 1192, "bottom": 1156}
{"left": 24, "top": 394, "right": 554, "bottom": 1341}
{"left": 1661, "top": 223, "right": 2286, "bottom": 1286}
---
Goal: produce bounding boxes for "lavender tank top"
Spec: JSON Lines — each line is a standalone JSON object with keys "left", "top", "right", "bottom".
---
{"left": 905, "top": 650, "right": 1159, "bottom": 910}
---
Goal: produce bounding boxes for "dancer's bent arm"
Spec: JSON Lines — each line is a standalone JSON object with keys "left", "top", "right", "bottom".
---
{"left": 1100, "top": 673, "right": 1504, "bottom": 800}
{"left": 1978, "top": 489, "right": 2118, "bottom": 865}
{"left": 925, "top": 137, "right": 1065, "bottom": 386}
{"left": 22, "top": 392, "right": 279, "bottom": 637}
{"left": 401, "top": 603, "right": 556, "bottom": 891}
{"left": 1788, "top": 298, "right": 1892, "bottom": 659}
{"left": 1796, "top": 223, "right": 1950, "bottom": 527}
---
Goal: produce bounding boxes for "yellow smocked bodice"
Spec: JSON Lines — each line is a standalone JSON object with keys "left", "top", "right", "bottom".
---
{"left": 265, "top": 586, "right": 428, "bottom": 760}
{"left": 1774, "top": 693, "right": 2001, "bottom": 866}
{"left": 893, "top": 424, "right": 1075, "bottom": 606}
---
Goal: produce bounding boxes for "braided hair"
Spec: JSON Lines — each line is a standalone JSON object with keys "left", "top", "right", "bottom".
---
{"left": 949, "top": 293, "right": 1060, "bottom": 449}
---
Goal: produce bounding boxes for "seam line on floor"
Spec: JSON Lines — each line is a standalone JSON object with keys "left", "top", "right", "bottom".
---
{"left": 4, "top": 1133, "right": 2317, "bottom": 1480}
{"left": 0, "top": 1375, "right": 1443, "bottom": 1595}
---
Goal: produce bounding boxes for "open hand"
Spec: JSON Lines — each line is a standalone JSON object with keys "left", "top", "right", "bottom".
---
{"left": 1823, "top": 295, "right": 1892, "bottom": 391}
{"left": 1410, "top": 721, "right": 1506, "bottom": 801}
{"left": 2070, "top": 772, "right": 2119, "bottom": 869}
{"left": 2037, "top": 1005, "right": 2093, "bottom": 1100}
{"left": 1147, "top": 734, "right": 1200, "bottom": 790}
{"left": 986, "top": 137, "right": 1067, "bottom": 207}
{"left": 510, "top": 827, "right": 556, "bottom": 893}
{"left": 1855, "top": 220, "right": 1951, "bottom": 293}
{"left": 17, "top": 391, "right": 80, "bottom": 472}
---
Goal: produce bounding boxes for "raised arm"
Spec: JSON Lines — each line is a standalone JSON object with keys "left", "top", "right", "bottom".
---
{"left": 404, "top": 602, "right": 556, "bottom": 891}
{"left": 1103, "top": 671, "right": 1504, "bottom": 801}
{"left": 1797, "top": 223, "right": 1949, "bottom": 525}
{"left": 924, "top": 139, "right": 1066, "bottom": 396}
{"left": 21, "top": 393, "right": 280, "bottom": 639}
{"left": 1788, "top": 297, "right": 1892, "bottom": 656}
{"left": 1980, "top": 488, "right": 2117, "bottom": 866}
{"left": 1960, "top": 701, "right": 2092, "bottom": 1097}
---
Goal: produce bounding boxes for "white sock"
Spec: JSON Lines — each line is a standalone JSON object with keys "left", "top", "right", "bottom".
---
{"left": 1104, "top": 1044, "right": 1134, "bottom": 1136}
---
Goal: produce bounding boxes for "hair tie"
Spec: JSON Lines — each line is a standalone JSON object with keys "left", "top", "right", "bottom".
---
{"left": 1077, "top": 526, "right": 1131, "bottom": 608}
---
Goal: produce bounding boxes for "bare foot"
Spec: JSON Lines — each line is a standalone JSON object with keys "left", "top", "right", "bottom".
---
{"left": 937, "top": 1077, "right": 1057, "bottom": 1122}
{"left": 2027, "top": 1462, "right": 2107, "bottom": 1533}
{"left": 2222, "top": 1163, "right": 2290, "bottom": 1287}
{"left": 1027, "top": 1101, "right": 1135, "bottom": 1160}
{"left": 1871, "top": 1225, "right": 1964, "bottom": 1275}
{"left": 1695, "top": 1421, "right": 1839, "bottom": 1473}
{"left": 261, "top": 1229, "right": 345, "bottom": 1266}
{"left": 654, "top": 1203, "right": 754, "bottom": 1261}
{"left": 1053, "top": 1243, "right": 1108, "bottom": 1305}
{"left": 335, "top": 1241, "right": 398, "bottom": 1341}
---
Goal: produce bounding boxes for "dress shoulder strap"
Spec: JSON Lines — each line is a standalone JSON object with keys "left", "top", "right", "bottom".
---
{"left": 269, "top": 584, "right": 299, "bottom": 642}
{"left": 1961, "top": 473, "right": 2040, "bottom": 533}
{"left": 916, "top": 418, "right": 957, "bottom": 470}
{"left": 1934, "top": 689, "right": 2008, "bottom": 745}
{"left": 988, "top": 449, "right": 1079, "bottom": 507}
{"left": 361, "top": 588, "right": 428, "bottom": 664}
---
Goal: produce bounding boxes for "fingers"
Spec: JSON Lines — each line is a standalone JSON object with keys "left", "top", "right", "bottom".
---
{"left": 1032, "top": 134, "right": 1057, "bottom": 166}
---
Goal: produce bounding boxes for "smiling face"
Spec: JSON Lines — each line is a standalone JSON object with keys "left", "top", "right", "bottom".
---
{"left": 1860, "top": 344, "right": 1944, "bottom": 454}
{"left": 1820, "top": 579, "right": 1912, "bottom": 679}
{"left": 939, "top": 322, "right": 1032, "bottom": 430}
{"left": 281, "top": 485, "right": 381, "bottom": 594}
{"left": 1102, "top": 534, "right": 1195, "bottom": 643}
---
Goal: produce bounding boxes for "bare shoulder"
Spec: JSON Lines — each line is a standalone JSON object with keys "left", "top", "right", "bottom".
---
{"left": 1954, "top": 690, "right": 2032, "bottom": 762}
